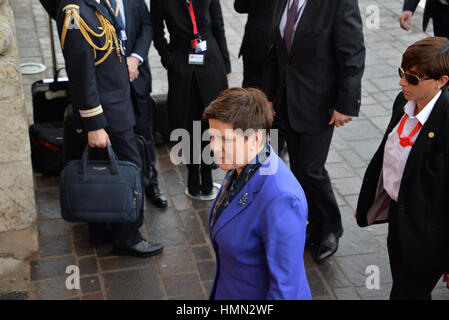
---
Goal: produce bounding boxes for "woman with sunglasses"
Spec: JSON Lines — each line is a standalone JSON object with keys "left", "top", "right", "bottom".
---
{"left": 356, "top": 37, "right": 449, "bottom": 300}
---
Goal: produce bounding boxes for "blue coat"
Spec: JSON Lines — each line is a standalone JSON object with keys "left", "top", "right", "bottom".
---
{"left": 209, "top": 147, "right": 312, "bottom": 300}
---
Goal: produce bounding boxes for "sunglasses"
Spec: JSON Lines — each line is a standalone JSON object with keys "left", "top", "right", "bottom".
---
{"left": 398, "top": 67, "right": 432, "bottom": 86}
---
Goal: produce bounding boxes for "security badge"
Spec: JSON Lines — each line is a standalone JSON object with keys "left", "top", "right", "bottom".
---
{"left": 188, "top": 54, "right": 204, "bottom": 65}
{"left": 120, "top": 30, "right": 127, "bottom": 41}
{"left": 118, "top": 30, "right": 127, "bottom": 56}
{"left": 195, "top": 40, "right": 207, "bottom": 53}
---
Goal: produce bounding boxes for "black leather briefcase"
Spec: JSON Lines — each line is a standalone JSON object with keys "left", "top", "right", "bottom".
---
{"left": 60, "top": 144, "right": 143, "bottom": 223}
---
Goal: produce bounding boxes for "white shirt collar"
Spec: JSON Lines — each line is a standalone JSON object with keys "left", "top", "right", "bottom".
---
{"left": 96, "top": 0, "right": 101, "bottom": 4}
{"left": 403, "top": 90, "right": 442, "bottom": 125}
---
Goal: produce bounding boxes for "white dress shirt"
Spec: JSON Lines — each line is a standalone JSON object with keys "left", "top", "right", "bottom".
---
{"left": 279, "top": 0, "right": 308, "bottom": 39}
{"left": 382, "top": 90, "right": 441, "bottom": 201}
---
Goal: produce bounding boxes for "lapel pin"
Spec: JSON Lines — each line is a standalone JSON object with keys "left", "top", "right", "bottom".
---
{"left": 238, "top": 193, "right": 248, "bottom": 206}
{"left": 428, "top": 132, "right": 435, "bottom": 139}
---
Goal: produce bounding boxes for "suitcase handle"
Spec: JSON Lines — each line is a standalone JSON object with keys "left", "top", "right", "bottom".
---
{"left": 49, "top": 15, "right": 66, "bottom": 83}
{"left": 79, "top": 143, "right": 119, "bottom": 175}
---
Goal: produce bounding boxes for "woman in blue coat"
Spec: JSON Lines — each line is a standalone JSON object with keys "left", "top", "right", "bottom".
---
{"left": 203, "top": 87, "right": 311, "bottom": 300}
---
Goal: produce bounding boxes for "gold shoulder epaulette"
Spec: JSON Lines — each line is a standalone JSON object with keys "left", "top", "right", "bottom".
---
{"left": 61, "top": 4, "right": 121, "bottom": 66}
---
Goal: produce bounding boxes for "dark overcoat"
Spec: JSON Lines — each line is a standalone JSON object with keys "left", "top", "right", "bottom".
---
{"left": 150, "top": 0, "right": 231, "bottom": 129}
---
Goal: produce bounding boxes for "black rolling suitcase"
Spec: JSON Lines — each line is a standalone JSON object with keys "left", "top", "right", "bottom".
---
{"left": 29, "top": 122, "right": 64, "bottom": 175}
{"left": 29, "top": 15, "right": 69, "bottom": 175}
{"left": 31, "top": 16, "right": 70, "bottom": 124}
{"left": 150, "top": 94, "right": 170, "bottom": 146}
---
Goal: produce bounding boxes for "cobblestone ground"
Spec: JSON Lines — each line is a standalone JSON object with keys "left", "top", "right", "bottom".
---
{"left": 7, "top": 0, "right": 449, "bottom": 299}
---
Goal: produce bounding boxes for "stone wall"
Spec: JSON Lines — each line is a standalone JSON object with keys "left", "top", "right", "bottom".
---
{"left": 0, "top": 0, "right": 38, "bottom": 294}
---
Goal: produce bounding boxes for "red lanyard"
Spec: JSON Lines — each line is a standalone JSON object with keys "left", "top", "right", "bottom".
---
{"left": 397, "top": 114, "right": 422, "bottom": 147}
{"left": 188, "top": 0, "right": 200, "bottom": 49}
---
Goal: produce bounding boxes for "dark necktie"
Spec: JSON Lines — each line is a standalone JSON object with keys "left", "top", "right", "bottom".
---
{"left": 284, "top": 0, "right": 299, "bottom": 53}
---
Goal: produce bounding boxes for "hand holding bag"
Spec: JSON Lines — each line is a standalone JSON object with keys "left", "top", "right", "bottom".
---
{"left": 60, "top": 144, "right": 142, "bottom": 223}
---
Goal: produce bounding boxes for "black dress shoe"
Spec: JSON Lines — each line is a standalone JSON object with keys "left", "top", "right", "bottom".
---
{"left": 145, "top": 184, "right": 167, "bottom": 208}
{"left": 314, "top": 227, "right": 343, "bottom": 263}
{"left": 113, "top": 240, "right": 164, "bottom": 258}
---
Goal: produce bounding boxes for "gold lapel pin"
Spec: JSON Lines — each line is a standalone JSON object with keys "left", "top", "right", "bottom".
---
{"left": 428, "top": 132, "right": 435, "bottom": 139}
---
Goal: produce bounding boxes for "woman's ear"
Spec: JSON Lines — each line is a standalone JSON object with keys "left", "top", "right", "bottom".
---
{"left": 438, "top": 75, "right": 449, "bottom": 89}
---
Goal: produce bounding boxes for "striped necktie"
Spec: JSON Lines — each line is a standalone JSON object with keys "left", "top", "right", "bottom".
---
{"left": 284, "top": 0, "right": 299, "bottom": 53}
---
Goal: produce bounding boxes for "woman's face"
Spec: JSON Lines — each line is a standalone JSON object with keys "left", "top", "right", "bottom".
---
{"left": 208, "top": 119, "right": 259, "bottom": 172}
{"left": 399, "top": 66, "right": 444, "bottom": 103}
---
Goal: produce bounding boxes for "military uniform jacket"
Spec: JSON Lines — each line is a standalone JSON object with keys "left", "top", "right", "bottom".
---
{"left": 56, "top": 0, "right": 135, "bottom": 133}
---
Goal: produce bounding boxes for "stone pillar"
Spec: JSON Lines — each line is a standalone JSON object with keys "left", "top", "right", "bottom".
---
{"left": 0, "top": 0, "right": 38, "bottom": 295}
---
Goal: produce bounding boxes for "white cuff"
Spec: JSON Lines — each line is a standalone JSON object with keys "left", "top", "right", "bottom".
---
{"left": 131, "top": 53, "right": 144, "bottom": 66}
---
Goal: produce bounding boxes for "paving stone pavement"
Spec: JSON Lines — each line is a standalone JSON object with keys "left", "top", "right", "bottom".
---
{"left": 8, "top": 0, "right": 449, "bottom": 300}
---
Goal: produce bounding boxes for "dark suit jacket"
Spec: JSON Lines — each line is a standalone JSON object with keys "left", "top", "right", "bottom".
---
{"left": 123, "top": 0, "right": 153, "bottom": 98}
{"left": 263, "top": 0, "right": 365, "bottom": 132}
{"left": 150, "top": 0, "right": 231, "bottom": 130}
{"left": 234, "top": 0, "right": 274, "bottom": 61}
{"left": 403, "top": 0, "right": 438, "bottom": 32}
{"left": 356, "top": 91, "right": 449, "bottom": 275}
{"left": 55, "top": 0, "right": 135, "bottom": 133}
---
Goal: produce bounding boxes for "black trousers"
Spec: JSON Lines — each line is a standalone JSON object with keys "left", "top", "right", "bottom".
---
{"left": 132, "top": 89, "right": 159, "bottom": 186}
{"left": 88, "top": 128, "right": 144, "bottom": 250}
{"left": 184, "top": 75, "right": 211, "bottom": 171}
{"left": 280, "top": 100, "right": 342, "bottom": 237}
{"left": 432, "top": 2, "right": 449, "bottom": 38}
{"left": 387, "top": 201, "right": 444, "bottom": 300}
{"left": 242, "top": 58, "right": 265, "bottom": 89}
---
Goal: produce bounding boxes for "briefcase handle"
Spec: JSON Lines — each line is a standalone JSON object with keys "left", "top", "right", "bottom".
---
{"left": 79, "top": 143, "right": 119, "bottom": 175}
